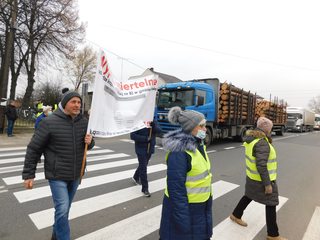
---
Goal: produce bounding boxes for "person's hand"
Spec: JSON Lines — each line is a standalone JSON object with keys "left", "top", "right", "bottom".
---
{"left": 24, "top": 179, "right": 34, "bottom": 189}
{"left": 84, "top": 134, "right": 92, "bottom": 145}
{"left": 265, "top": 184, "right": 272, "bottom": 194}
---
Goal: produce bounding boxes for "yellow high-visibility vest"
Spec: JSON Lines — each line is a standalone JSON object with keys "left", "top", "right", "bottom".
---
{"left": 244, "top": 138, "right": 277, "bottom": 181}
{"left": 165, "top": 146, "right": 212, "bottom": 203}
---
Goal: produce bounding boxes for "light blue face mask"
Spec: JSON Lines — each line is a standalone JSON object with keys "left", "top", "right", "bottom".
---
{"left": 196, "top": 129, "right": 206, "bottom": 139}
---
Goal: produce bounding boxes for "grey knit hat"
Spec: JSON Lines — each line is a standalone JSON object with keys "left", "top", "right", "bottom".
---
{"left": 257, "top": 117, "right": 273, "bottom": 134}
{"left": 168, "top": 106, "right": 205, "bottom": 133}
{"left": 60, "top": 91, "right": 82, "bottom": 109}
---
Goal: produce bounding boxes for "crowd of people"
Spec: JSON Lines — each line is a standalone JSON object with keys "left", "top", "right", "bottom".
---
{"left": 15, "top": 88, "right": 286, "bottom": 240}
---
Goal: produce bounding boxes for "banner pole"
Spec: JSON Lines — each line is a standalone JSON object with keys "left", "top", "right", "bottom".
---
{"left": 79, "top": 143, "right": 88, "bottom": 184}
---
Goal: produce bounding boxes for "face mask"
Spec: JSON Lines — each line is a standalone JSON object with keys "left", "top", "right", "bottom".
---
{"left": 47, "top": 111, "right": 53, "bottom": 116}
{"left": 196, "top": 129, "right": 206, "bottom": 139}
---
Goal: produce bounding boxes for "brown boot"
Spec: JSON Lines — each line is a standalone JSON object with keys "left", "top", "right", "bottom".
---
{"left": 229, "top": 214, "right": 248, "bottom": 227}
{"left": 267, "top": 236, "right": 288, "bottom": 240}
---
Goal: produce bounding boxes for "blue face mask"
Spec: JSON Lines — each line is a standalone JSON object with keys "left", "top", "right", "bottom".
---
{"left": 196, "top": 129, "right": 206, "bottom": 139}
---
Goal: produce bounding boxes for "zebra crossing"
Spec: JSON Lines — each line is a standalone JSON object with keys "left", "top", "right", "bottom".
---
{"left": 0, "top": 144, "right": 319, "bottom": 239}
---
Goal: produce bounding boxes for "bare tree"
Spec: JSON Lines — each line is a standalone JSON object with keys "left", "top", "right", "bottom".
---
{"left": 18, "top": 0, "right": 85, "bottom": 107}
{"left": 308, "top": 95, "right": 320, "bottom": 113}
{"left": 64, "top": 45, "right": 97, "bottom": 91}
{"left": 33, "top": 80, "right": 62, "bottom": 107}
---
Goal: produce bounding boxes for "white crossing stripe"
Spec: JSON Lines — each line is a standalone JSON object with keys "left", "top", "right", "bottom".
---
{"left": 0, "top": 149, "right": 114, "bottom": 165}
{"left": 0, "top": 153, "right": 128, "bottom": 175}
{"left": 0, "top": 146, "right": 100, "bottom": 153}
{"left": 224, "top": 147, "right": 235, "bottom": 150}
{"left": 120, "top": 139, "right": 134, "bottom": 143}
{"left": 302, "top": 206, "right": 320, "bottom": 240}
{"left": 14, "top": 164, "right": 166, "bottom": 203}
{"left": 0, "top": 146, "right": 27, "bottom": 152}
{"left": 0, "top": 185, "right": 5, "bottom": 189}
{"left": 212, "top": 196, "right": 288, "bottom": 240}
{"left": 0, "top": 189, "right": 8, "bottom": 193}
{"left": 29, "top": 178, "right": 167, "bottom": 229}
{"left": 3, "top": 153, "right": 128, "bottom": 185}
{"left": 76, "top": 180, "right": 239, "bottom": 240}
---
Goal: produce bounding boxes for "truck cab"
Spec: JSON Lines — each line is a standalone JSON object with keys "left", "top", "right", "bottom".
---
{"left": 286, "top": 107, "right": 315, "bottom": 132}
{"left": 157, "top": 81, "right": 215, "bottom": 135}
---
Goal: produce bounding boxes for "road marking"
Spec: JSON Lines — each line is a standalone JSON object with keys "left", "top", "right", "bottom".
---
{"left": 207, "top": 150, "right": 217, "bottom": 154}
{"left": 0, "top": 185, "right": 5, "bottom": 189}
{"left": 302, "top": 206, "right": 320, "bottom": 240}
{"left": 0, "top": 146, "right": 100, "bottom": 152}
{"left": 29, "top": 178, "right": 167, "bottom": 229}
{"left": 120, "top": 139, "right": 134, "bottom": 143}
{"left": 14, "top": 164, "right": 167, "bottom": 203}
{"left": 3, "top": 153, "right": 130, "bottom": 185}
{"left": 76, "top": 180, "right": 239, "bottom": 240}
{"left": 0, "top": 189, "right": 8, "bottom": 193}
{"left": 212, "top": 196, "right": 288, "bottom": 240}
{"left": 0, "top": 153, "right": 128, "bottom": 174}
{"left": 0, "top": 149, "right": 114, "bottom": 165}
{"left": 0, "top": 146, "right": 27, "bottom": 152}
{"left": 224, "top": 147, "right": 236, "bottom": 150}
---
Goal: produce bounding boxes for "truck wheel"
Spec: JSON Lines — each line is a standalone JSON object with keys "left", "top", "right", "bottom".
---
{"left": 205, "top": 128, "right": 212, "bottom": 147}
{"left": 276, "top": 126, "right": 285, "bottom": 136}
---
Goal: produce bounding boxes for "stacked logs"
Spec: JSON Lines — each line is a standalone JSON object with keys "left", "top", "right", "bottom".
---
{"left": 255, "top": 99, "right": 287, "bottom": 124}
{"left": 218, "top": 82, "right": 257, "bottom": 124}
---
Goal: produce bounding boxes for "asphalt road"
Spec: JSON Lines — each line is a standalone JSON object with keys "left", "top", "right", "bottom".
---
{"left": 0, "top": 131, "right": 319, "bottom": 240}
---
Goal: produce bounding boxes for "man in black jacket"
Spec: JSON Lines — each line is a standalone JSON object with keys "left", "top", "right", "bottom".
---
{"left": 22, "top": 91, "right": 94, "bottom": 240}
{"left": 5, "top": 100, "right": 18, "bottom": 137}
{"left": 130, "top": 120, "right": 161, "bottom": 197}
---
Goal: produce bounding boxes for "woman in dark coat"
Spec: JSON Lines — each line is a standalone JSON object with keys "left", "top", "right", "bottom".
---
{"left": 159, "top": 107, "right": 212, "bottom": 240}
{"left": 230, "top": 117, "right": 287, "bottom": 240}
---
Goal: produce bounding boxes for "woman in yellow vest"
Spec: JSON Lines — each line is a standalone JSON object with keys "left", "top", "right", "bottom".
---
{"left": 159, "top": 106, "right": 212, "bottom": 240}
{"left": 230, "top": 117, "right": 287, "bottom": 240}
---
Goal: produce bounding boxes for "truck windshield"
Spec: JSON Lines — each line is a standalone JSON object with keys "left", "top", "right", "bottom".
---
{"left": 287, "top": 113, "right": 303, "bottom": 120}
{"left": 315, "top": 117, "right": 320, "bottom": 121}
{"left": 158, "top": 89, "right": 194, "bottom": 108}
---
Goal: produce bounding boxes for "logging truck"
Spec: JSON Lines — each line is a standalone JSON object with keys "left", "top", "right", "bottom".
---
{"left": 156, "top": 78, "right": 287, "bottom": 144}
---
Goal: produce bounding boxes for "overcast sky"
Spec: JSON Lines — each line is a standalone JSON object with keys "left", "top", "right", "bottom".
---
{"left": 78, "top": 0, "right": 320, "bottom": 108}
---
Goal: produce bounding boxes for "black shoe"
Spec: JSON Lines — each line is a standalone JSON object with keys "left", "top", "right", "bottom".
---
{"left": 143, "top": 190, "right": 151, "bottom": 197}
{"left": 132, "top": 177, "right": 141, "bottom": 185}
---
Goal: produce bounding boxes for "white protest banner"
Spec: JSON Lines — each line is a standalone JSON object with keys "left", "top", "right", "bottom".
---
{"left": 87, "top": 50, "right": 159, "bottom": 138}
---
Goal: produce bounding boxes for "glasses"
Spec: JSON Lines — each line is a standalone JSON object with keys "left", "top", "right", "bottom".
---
{"left": 198, "top": 123, "right": 206, "bottom": 128}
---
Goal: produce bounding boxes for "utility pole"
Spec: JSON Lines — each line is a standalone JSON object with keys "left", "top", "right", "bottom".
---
{"left": 0, "top": 0, "right": 17, "bottom": 133}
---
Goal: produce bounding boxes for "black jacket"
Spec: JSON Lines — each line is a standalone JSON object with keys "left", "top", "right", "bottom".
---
{"left": 5, "top": 104, "right": 17, "bottom": 120}
{"left": 130, "top": 121, "right": 161, "bottom": 155}
{"left": 22, "top": 108, "right": 94, "bottom": 181}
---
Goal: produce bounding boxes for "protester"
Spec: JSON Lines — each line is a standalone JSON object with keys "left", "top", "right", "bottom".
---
{"left": 5, "top": 100, "right": 18, "bottom": 137}
{"left": 230, "top": 117, "right": 287, "bottom": 240}
{"left": 159, "top": 106, "right": 212, "bottom": 240}
{"left": 34, "top": 105, "right": 52, "bottom": 129}
{"left": 130, "top": 119, "right": 161, "bottom": 197}
{"left": 22, "top": 91, "right": 94, "bottom": 240}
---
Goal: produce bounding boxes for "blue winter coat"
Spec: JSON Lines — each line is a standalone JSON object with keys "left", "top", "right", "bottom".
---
{"left": 130, "top": 121, "right": 161, "bottom": 155}
{"left": 159, "top": 129, "right": 213, "bottom": 240}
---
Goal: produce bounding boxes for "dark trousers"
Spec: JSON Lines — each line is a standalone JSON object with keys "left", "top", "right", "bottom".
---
{"left": 7, "top": 119, "right": 15, "bottom": 136}
{"left": 134, "top": 153, "right": 151, "bottom": 192}
{"left": 232, "top": 195, "right": 279, "bottom": 237}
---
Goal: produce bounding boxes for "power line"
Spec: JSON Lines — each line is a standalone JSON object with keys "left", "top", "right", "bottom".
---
{"left": 99, "top": 24, "right": 320, "bottom": 72}
{"left": 85, "top": 38, "right": 146, "bottom": 71}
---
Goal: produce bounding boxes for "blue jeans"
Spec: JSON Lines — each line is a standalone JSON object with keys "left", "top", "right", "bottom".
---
{"left": 49, "top": 179, "right": 80, "bottom": 240}
{"left": 7, "top": 119, "right": 15, "bottom": 136}
{"left": 133, "top": 153, "right": 151, "bottom": 192}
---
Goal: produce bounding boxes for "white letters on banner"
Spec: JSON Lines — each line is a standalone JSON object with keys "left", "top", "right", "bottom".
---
{"left": 87, "top": 50, "right": 159, "bottom": 138}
